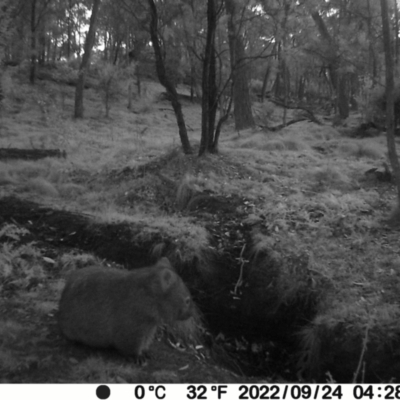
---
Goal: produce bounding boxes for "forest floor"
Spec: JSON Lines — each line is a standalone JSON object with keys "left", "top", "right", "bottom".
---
{"left": 1, "top": 65, "right": 400, "bottom": 383}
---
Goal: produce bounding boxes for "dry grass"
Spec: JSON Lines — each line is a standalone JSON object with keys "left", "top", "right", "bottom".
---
{"left": 69, "top": 356, "right": 141, "bottom": 383}
{"left": 236, "top": 132, "right": 307, "bottom": 152}
{"left": 21, "top": 176, "right": 59, "bottom": 197}
{"left": 338, "top": 141, "right": 383, "bottom": 159}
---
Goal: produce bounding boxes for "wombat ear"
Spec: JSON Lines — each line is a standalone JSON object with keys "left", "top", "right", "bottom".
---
{"left": 155, "top": 257, "right": 173, "bottom": 270}
{"left": 159, "top": 268, "right": 177, "bottom": 292}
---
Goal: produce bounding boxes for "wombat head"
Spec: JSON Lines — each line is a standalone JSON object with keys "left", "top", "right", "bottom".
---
{"left": 157, "top": 267, "right": 193, "bottom": 322}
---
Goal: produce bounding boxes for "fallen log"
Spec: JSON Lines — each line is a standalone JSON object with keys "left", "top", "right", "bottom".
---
{"left": 263, "top": 117, "right": 308, "bottom": 132}
{"left": 266, "top": 97, "right": 323, "bottom": 125}
{"left": 0, "top": 148, "right": 66, "bottom": 161}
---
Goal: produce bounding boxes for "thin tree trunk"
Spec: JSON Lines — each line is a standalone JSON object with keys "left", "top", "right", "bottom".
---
{"left": 281, "top": 1, "right": 291, "bottom": 126}
{"left": 74, "top": 0, "right": 101, "bottom": 119}
{"left": 113, "top": 40, "right": 122, "bottom": 65}
{"left": 337, "top": 74, "right": 349, "bottom": 119}
{"left": 260, "top": 64, "right": 271, "bottom": 103}
{"left": 67, "top": 0, "right": 73, "bottom": 59}
{"left": 38, "top": 18, "right": 46, "bottom": 65}
{"left": 261, "top": 43, "right": 278, "bottom": 104}
{"left": 298, "top": 75, "right": 306, "bottom": 100}
{"left": 225, "top": 0, "right": 254, "bottom": 131}
{"left": 366, "top": 0, "right": 377, "bottom": 81}
{"left": 30, "top": 0, "right": 37, "bottom": 85}
{"left": 0, "top": 0, "right": 16, "bottom": 110}
{"left": 282, "top": 60, "right": 288, "bottom": 126}
{"left": 199, "top": 0, "right": 218, "bottom": 156}
{"left": 380, "top": 0, "right": 400, "bottom": 205}
{"left": 395, "top": 0, "right": 400, "bottom": 65}
{"left": 0, "top": 0, "right": 16, "bottom": 64}
{"left": 147, "top": 0, "right": 192, "bottom": 155}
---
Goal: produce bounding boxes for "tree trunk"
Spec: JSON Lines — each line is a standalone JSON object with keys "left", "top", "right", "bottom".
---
{"left": 113, "top": 40, "right": 122, "bottom": 65}
{"left": 136, "top": 67, "right": 141, "bottom": 97}
{"left": 0, "top": 0, "right": 16, "bottom": 105}
{"left": 282, "top": 59, "right": 289, "bottom": 126}
{"left": 394, "top": 0, "right": 400, "bottom": 65}
{"left": 147, "top": 0, "right": 192, "bottom": 155}
{"left": 280, "top": 1, "right": 291, "bottom": 126}
{"left": 225, "top": 0, "right": 254, "bottom": 131}
{"left": 366, "top": 0, "right": 378, "bottom": 81}
{"left": 380, "top": 0, "right": 400, "bottom": 205}
{"left": 260, "top": 64, "right": 271, "bottom": 103}
{"left": 38, "top": 18, "right": 46, "bottom": 66}
{"left": 74, "top": 0, "right": 101, "bottom": 119}
{"left": 30, "top": 0, "right": 37, "bottom": 85}
{"left": 298, "top": 75, "right": 306, "bottom": 100}
{"left": 337, "top": 74, "right": 349, "bottom": 119}
{"left": 67, "top": 0, "right": 73, "bottom": 59}
{"left": 199, "top": 0, "right": 218, "bottom": 156}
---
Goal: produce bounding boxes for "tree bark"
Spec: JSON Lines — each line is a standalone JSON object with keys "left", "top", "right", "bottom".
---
{"left": 0, "top": 0, "right": 16, "bottom": 107}
{"left": 380, "top": 0, "right": 400, "bottom": 204}
{"left": 337, "top": 74, "right": 349, "bottom": 119}
{"left": 67, "top": 0, "right": 73, "bottom": 59}
{"left": 298, "top": 75, "right": 306, "bottom": 100}
{"left": 30, "top": 0, "right": 37, "bottom": 85}
{"left": 260, "top": 64, "right": 271, "bottom": 103}
{"left": 280, "top": 1, "right": 291, "bottom": 126}
{"left": 225, "top": 0, "right": 254, "bottom": 130}
{"left": 366, "top": 0, "right": 378, "bottom": 81}
{"left": 199, "top": 0, "right": 218, "bottom": 156}
{"left": 395, "top": 0, "right": 400, "bottom": 65}
{"left": 147, "top": 0, "right": 192, "bottom": 155}
{"left": 74, "top": 0, "right": 101, "bottom": 119}
{"left": 38, "top": 16, "right": 46, "bottom": 66}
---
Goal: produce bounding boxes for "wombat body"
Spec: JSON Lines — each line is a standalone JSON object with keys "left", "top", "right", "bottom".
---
{"left": 58, "top": 258, "right": 192, "bottom": 359}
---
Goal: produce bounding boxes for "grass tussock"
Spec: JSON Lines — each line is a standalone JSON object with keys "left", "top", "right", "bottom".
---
{"left": 260, "top": 140, "right": 286, "bottom": 151}
{"left": 0, "top": 167, "right": 18, "bottom": 185}
{"left": 56, "top": 252, "right": 99, "bottom": 274}
{"left": 238, "top": 133, "right": 307, "bottom": 152}
{"left": 95, "top": 208, "right": 210, "bottom": 266}
{"left": 70, "top": 356, "right": 141, "bottom": 383}
{"left": 338, "top": 141, "right": 383, "bottom": 159}
{"left": 385, "top": 205, "right": 400, "bottom": 227}
{"left": 176, "top": 174, "right": 200, "bottom": 211}
{"left": 0, "top": 321, "right": 30, "bottom": 374}
{"left": 297, "top": 302, "right": 400, "bottom": 380}
{"left": 57, "top": 182, "right": 87, "bottom": 197}
{"left": 282, "top": 137, "right": 306, "bottom": 151}
{"left": 0, "top": 348, "right": 25, "bottom": 375}
{"left": 310, "top": 165, "right": 351, "bottom": 191}
{"left": 0, "top": 158, "right": 90, "bottom": 200}
{"left": 21, "top": 176, "right": 59, "bottom": 197}
{"left": 0, "top": 224, "right": 46, "bottom": 288}
{"left": 0, "top": 242, "right": 46, "bottom": 288}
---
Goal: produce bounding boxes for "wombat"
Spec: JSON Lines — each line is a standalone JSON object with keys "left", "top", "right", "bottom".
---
{"left": 58, "top": 257, "right": 192, "bottom": 360}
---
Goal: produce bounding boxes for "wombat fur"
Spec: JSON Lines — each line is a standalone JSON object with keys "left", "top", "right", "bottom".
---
{"left": 58, "top": 257, "right": 192, "bottom": 360}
